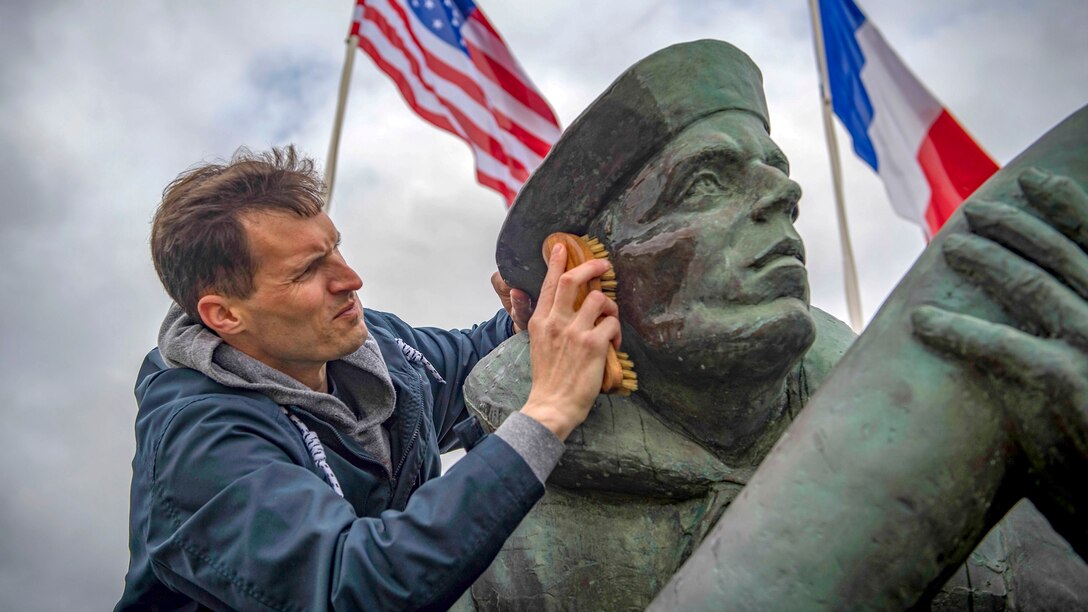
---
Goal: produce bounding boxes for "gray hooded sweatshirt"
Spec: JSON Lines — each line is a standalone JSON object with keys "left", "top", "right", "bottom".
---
{"left": 157, "top": 304, "right": 564, "bottom": 484}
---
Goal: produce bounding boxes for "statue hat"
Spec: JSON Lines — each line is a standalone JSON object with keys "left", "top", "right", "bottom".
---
{"left": 496, "top": 39, "right": 770, "bottom": 298}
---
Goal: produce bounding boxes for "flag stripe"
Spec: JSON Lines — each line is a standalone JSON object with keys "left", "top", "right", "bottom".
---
{"left": 918, "top": 109, "right": 1000, "bottom": 234}
{"left": 493, "top": 109, "right": 552, "bottom": 158}
{"left": 462, "top": 10, "right": 559, "bottom": 126}
{"left": 363, "top": 2, "right": 541, "bottom": 173}
{"left": 855, "top": 19, "right": 941, "bottom": 223}
{"left": 820, "top": 0, "right": 998, "bottom": 238}
{"left": 353, "top": 0, "right": 558, "bottom": 204}
{"left": 463, "top": 38, "right": 556, "bottom": 123}
{"left": 358, "top": 30, "right": 524, "bottom": 193}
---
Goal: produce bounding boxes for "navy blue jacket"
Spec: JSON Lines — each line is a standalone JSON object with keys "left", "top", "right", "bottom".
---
{"left": 117, "top": 309, "right": 542, "bottom": 611}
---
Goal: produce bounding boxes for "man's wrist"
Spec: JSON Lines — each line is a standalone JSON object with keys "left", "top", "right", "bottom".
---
{"left": 520, "top": 399, "right": 577, "bottom": 441}
{"left": 494, "top": 411, "right": 566, "bottom": 485}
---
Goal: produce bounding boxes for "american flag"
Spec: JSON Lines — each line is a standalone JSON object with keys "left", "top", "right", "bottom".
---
{"left": 351, "top": 0, "right": 561, "bottom": 205}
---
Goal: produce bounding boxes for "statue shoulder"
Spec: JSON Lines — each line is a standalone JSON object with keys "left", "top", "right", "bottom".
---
{"left": 802, "top": 307, "right": 857, "bottom": 388}
{"left": 465, "top": 333, "right": 734, "bottom": 498}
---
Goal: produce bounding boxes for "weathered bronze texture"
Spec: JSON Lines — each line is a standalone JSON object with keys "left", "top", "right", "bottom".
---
{"left": 460, "top": 40, "right": 1088, "bottom": 610}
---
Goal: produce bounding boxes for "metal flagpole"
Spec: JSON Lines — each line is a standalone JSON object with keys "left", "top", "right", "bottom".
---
{"left": 807, "top": 0, "right": 865, "bottom": 332}
{"left": 324, "top": 32, "right": 360, "bottom": 213}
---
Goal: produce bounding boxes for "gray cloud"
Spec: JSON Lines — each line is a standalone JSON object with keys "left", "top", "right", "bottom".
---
{"left": 1, "top": 1, "right": 1085, "bottom": 609}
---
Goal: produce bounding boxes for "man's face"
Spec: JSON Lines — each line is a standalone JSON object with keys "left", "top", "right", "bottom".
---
{"left": 227, "top": 211, "right": 367, "bottom": 376}
{"left": 601, "top": 111, "right": 814, "bottom": 380}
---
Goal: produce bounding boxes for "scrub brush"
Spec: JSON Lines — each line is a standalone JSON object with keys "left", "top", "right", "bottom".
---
{"left": 542, "top": 232, "right": 638, "bottom": 395}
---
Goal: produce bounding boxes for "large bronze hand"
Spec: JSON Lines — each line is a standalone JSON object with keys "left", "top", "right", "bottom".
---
{"left": 913, "top": 168, "right": 1088, "bottom": 555}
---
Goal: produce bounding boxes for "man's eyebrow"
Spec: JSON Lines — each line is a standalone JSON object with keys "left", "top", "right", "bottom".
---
{"left": 636, "top": 147, "right": 744, "bottom": 224}
{"left": 287, "top": 236, "right": 339, "bottom": 276}
{"left": 668, "top": 146, "right": 745, "bottom": 182}
{"left": 766, "top": 148, "right": 789, "bottom": 171}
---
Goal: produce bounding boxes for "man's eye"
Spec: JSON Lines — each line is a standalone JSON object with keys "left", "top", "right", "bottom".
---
{"left": 683, "top": 172, "right": 724, "bottom": 200}
{"left": 294, "top": 265, "right": 318, "bottom": 281}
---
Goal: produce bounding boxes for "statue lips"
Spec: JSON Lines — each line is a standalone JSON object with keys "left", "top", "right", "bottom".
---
{"left": 748, "top": 237, "right": 809, "bottom": 301}
{"left": 751, "top": 237, "right": 806, "bottom": 270}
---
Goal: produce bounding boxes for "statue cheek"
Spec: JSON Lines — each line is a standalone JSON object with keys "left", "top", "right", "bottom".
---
{"left": 616, "top": 230, "right": 697, "bottom": 329}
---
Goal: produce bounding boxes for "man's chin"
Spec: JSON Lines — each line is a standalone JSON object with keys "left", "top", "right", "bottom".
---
{"left": 335, "top": 322, "right": 369, "bottom": 358}
{"left": 634, "top": 298, "right": 815, "bottom": 380}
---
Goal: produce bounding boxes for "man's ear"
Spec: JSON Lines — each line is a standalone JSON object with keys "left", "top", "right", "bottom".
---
{"left": 197, "top": 294, "right": 246, "bottom": 337}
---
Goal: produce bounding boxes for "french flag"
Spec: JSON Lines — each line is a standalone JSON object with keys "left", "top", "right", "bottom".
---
{"left": 819, "top": 0, "right": 999, "bottom": 238}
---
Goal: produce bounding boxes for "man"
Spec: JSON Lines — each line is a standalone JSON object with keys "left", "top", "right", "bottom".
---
{"left": 459, "top": 40, "right": 1088, "bottom": 609}
{"left": 116, "top": 146, "right": 622, "bottom": 610}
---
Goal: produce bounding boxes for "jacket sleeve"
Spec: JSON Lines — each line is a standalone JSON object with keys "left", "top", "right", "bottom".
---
{"left": 365, "top": 309, "right": 515, "bottom": 450}
{"left": 146, "top": 395, "right": 542, "bottom": 612}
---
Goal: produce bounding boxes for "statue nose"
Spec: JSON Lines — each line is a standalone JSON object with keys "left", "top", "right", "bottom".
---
{"left": 751, "top": 181, "right": 802, "bottom": 223}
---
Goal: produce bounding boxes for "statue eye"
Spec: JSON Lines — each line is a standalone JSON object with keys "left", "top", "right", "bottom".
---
{"left": 683, "top": 171, "right": 724, "bottom": 201}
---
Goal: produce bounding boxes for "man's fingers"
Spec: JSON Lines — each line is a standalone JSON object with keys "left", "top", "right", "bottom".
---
{"left": 963, "top": 199, "right": 1088, "bottom": 300}
{"left": 943, "top": 233, "right": 1088, "bottom": 347}
{"left": 509, "top": 288, "right": 533, "bottom": 332}
{"left": 591, "top": 315, "right": 623, "bottom": 351}
{"left": 912, "top": 305, "right": 1067, "bottom": 391}
{"left": 1019, "top": 167, "right": 1088, "bottom": 250}
{"left": 490, "top": 271, "right": 514, "bottom": 311}
{"left": 552, "top": 258, "right": 612, "bottom": 314}
{"left": 574, "top": 291, "right": 611, "bottom": 328}
{"left": 535, "top": 244, "right": 567, "bottom": 319}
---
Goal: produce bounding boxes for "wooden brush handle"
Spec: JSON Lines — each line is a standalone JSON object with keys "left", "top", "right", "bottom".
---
{"left": 542, "top": 232, "right": 630, "bottom": 395}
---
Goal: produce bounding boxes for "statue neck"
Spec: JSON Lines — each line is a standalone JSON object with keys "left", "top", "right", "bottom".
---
{"left": 642, "top": 363, "right": 801, "bottom": 467}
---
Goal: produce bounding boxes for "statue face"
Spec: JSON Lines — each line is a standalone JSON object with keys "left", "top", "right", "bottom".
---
{"left": 598, "top": 111, "right": 814, "bottom": 382}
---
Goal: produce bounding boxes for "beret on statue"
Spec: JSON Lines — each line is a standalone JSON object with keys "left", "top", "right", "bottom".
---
{"left": 496, "top": 39, "right": 770, "bottom": 299}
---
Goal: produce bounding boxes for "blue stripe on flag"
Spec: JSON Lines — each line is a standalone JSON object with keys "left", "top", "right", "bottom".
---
{"left": 820, "top": 0, "right": 878, "bottom": 171}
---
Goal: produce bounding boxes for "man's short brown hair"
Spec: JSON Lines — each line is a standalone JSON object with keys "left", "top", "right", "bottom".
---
{"left": 151, "top": 145, "right": 325, "bottom": 321}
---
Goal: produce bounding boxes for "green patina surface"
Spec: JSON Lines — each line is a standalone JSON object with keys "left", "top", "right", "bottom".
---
{"left": 461, "top": 39, "right": 1088, "bottom": 611}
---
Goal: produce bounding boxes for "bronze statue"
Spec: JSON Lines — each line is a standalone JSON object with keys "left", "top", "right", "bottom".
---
{"left": 458, "top": 40, "right": 1088, "bottom": 610}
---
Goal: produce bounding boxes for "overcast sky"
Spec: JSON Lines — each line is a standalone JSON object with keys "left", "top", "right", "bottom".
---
{"left": 1, "top": 1, "right": 1085, "bottom": 609}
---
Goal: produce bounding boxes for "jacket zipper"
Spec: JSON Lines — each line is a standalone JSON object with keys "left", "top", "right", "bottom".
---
{"left": 390, "top": 369, "right": 425, "bottom": 508}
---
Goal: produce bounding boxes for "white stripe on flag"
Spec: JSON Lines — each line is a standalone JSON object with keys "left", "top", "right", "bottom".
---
{"left": 855, "top": 21, "right": 941, "bottom": 222}
{"left": 365, "top": 0, "right": 545, "bottom": 170}
{"left": 353, "top": 0, "right": 559, "bottom": 204}
{"left": 359, "top": 24, "right": 524, "bottom": 192}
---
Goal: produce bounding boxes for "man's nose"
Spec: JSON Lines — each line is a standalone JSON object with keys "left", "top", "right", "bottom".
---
{"left": 329, "top": 252, "right": 363, "bottom": 294}
{"left": 751, "top": 180, "right": 802, "bottom": 222}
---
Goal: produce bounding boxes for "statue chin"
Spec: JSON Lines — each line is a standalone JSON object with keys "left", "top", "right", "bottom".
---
{"left": 624, "top": 298, "right": 816, "bottom": 461}
{"left": 629, "top": 297, "right": 816, "bottom": 384}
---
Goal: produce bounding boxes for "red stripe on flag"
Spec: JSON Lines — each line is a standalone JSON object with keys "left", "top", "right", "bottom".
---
{"left": 464, "top": 24, "right": 556, "bottom": 123}
{"left": 917, "top": 109, "right": 999, "bottom": 236}
{"left": 476, "top": 169, "right": 517, "bottom": 206}
{"left": 357, "top": 36, "right": 460, "bottom": 137}
{"left": 466, "top": 42, "right": 555, "bottom": 123}
{"left": 380, "top": 2, "right": 489, "bottom": 111}
{"left": 353, "top": 0, "right": 558, "bottom": 203}
{"left": 493, "top": 110, "right": 552, "bottom": 159}
{"left": 363, "top": 8, "right": 527, "bottom": 179}
{"left": 465, "top": 5, "right": 502, "bottom": 40}
{"left": 350, "top": 0, "right": 363, "bottom": 36}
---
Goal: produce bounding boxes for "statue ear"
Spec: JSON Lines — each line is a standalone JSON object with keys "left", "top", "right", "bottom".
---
{"left": 196, "top": 294, "right": 245, "bottom": 337}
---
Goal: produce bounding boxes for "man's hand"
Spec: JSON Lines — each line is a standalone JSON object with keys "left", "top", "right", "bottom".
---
{"left": 912, "top": 168, "right": 1088, "bottom": 552}
{"left": 491, "top": 272, "right": 533, "bottom": 333}
{"left": 520, "top": 244, "right": 621, "bottom": 441}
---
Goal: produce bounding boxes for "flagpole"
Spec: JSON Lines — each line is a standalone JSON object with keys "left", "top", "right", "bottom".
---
{"left": 324, "top": 33, "right": 360, "bottom": 213}
{"left": 807, "top": 0, "right": 864, "bottom": 332}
